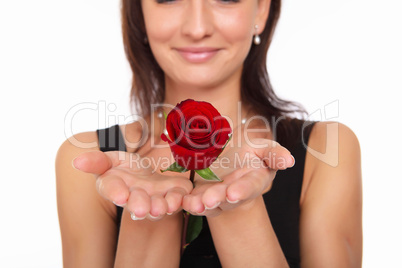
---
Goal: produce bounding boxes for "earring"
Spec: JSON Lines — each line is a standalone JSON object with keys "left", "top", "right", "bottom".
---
{"left": 253, "top": 25, "right": 261, "bottom": 45}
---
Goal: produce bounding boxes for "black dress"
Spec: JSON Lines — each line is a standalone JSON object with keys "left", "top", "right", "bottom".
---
{"left": 97, "top": 120, "right": 316, "bottom": 268}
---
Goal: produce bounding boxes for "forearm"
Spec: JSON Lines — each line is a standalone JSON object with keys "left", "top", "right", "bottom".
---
{"left": 207, "top": 196, "right": 289, "bottom": 268}
{"left": 114, "top": 211, "right": 182, "bottom": 268}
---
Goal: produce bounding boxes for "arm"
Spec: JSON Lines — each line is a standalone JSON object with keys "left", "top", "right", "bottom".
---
{"left": 113, "top": 209, "right": 183, "bottom": 267}
{"left": 56, "top": 132, "right": 119, "bottom": 268}
{"left": 299, "top": 122, "right": 363, "bottom": 267}
{"left": 207, "top": 197, "right": 289, "bottom": 267}
{"left": 183, "top": 123, "right": 362, "bottom": 267}
{"left": 182, "top": 138, "right": 294, "bottom": 267}
{"left": 56, "top": 131, "right": 187, "bottom": 267}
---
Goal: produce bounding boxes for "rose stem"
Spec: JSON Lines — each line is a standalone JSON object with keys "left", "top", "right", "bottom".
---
{"left": 181, "top": 170, "right": 196, "bottom": 255}
{"left": 189, "top": 169, "right": 195, "bottom": 185}
{"left": 181, "top": 212, "right": 190, "bottom": 256}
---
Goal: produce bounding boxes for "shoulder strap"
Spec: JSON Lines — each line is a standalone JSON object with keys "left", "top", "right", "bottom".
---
{"left": 301, "top": 120, "right": 316, "bottom": 149}
{"left": 96, "top": 124, "right": 127, "bottom": 152}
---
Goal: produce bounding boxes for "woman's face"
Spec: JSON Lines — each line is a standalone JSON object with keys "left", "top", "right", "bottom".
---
{"left": 141, "top": 0, "right": 270, "bottom": 89}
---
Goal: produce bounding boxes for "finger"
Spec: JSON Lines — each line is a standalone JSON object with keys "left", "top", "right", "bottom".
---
{"left": 127, "top": 188, "right": 151, "bottom": 220}
{"left": 162, "top": 178, "right": 194, "bottom": 196}
{"left": 249, "top": 138, "right": 295, "bottom": 169}
{"left": 73, "top": 150, "right": 127, "bottom": 175}
{"left": 201, "top": 183, "right": 228, "bottom": 210}
{"left": 197, "top": 207, "right": 222, "bottom": 217}
{"left": 165, "top": 187, "right": 187, "bottom": 215}
{"left": 182, "top": 194, "right": 205, "bottom": 214}
{"left": 148, "top": 195, "right": 168, "bottom": 220}
{"left": 96, "top": 174, "right": 129, "bottom": 206}
{"left": 226, "top": 170, "right": 270, "bottom": 203}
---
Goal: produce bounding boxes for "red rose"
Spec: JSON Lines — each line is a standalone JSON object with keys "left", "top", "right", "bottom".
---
{"left": 161, "top": 99, "right": 232, "bottom": 170}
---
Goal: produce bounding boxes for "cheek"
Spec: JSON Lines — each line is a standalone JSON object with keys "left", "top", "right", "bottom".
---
{"left": 142, "top": 4, "right": 181, "bottom": 70}
{"left": 215, "top": 8, "right": 256, "bottom": 62}
{"left": 216, "top": 7, "right": 255, "bottom": 43}
{"left": 145, "top": 14, "right": 177, "bottom": 43}
{"left": 142, "top": 2, "right": 178, "bottom": 47}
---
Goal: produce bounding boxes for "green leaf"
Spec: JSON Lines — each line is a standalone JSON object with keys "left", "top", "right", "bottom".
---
{"left": 163, "top": 111, "right": 168, "bottom": 120}
{"left": 195, "top": 167, "right": 222, "bottom": 182}
{"left": 223, "top": 133, "right": 232, "bottom": 150}
{"left": 160, "top": 162, "right": 188, "bottom": 173}
{"left": 217, "top": 133, "right": 232, "bottom": 158}
{"left": 186, "top": 215, "right": 203, "bottom": 244}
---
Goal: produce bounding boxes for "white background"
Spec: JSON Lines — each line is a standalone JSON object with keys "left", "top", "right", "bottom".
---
{"left": 1, "top": 0, "right": 401, "bottom": 267}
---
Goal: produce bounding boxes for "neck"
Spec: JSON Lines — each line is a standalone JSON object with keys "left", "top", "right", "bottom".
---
{"left": 149, "top": 70, "right": 262, "bottom": 140}
{"left": 163, "top": 75, "right": 250, "bottom": 126}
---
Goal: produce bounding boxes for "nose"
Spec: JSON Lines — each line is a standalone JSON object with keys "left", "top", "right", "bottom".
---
{"left": 181, "top": 0, "right": 214, "bottom": 41}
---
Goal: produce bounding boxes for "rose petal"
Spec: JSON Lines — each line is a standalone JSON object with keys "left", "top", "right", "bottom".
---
{"left": 162, "top": 99, "right": 232, "bottom": 170}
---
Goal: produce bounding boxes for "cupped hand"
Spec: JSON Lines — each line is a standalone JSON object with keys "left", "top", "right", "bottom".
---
{"left": 73, "top": 151, "right": 193, "bottom": 220}
{"left": 182, "top": 138, "right": 295, "bottom": 217}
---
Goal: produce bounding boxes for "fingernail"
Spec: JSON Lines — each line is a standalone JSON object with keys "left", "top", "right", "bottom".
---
{"left": 196, "top": 210, "right": 205, "bottom": 215}
{"left": 289, "top": 155, "right": 296, "bottom": 168}
{"left": 71, "top": 157, "right": 80, "bottom": 170}
{"left": 197, "top": 207, "right": 206, "bottom": 215}
{"left": 130, "top": 212, "right": 145, "bottom": 221}
{"left": 226, "top": 197, "right": 240, "bottom": 204}
{"left": 205, "top": 201, "right": 221, "bottom": 210}
{"left": 166, "top": 209, "right": 176, "bottom": 215}
{"left": 148, "top": 213, "right": 162, "bottom": 220}
{"left": 113, "top": 201, "right": 126, "bottom": 207}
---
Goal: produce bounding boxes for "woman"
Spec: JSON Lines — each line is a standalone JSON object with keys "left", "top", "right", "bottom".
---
{"left": 56, "top": 0, "right": 362, "bottom": 267}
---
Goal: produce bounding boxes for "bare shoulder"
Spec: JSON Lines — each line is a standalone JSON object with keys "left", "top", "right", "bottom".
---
{"left": 310, "top": 121, "right": 360, "bottom": 150}
{"left": 56, "top": 131, "right": 99, "bottom": 160}
{"left": 55, "top": 131, "right": 101, "bottom": 184}
{"left": 301, "top": 121, "right": 361, "bottom": 206}
{"left": 56, "top": 120, "right": 144, "bottom": 159}
{"left": 55, "top": 122, "right": 143, "bottom": 204}
{"left": 307, "top": 121, "right": 360, "bottom": 168}
{"left": 299, "top": 121, "right": 363, "bottom": 267}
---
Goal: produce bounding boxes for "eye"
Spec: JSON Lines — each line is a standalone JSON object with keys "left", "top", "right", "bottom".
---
{"left": 218, "top": 0, "right": 240, "bottom": 3}
{"left": 155, "top": 0, "right": 176, "bottom": 3}
{"left": 155, "top": 0, "right": 240, "bottom": 3}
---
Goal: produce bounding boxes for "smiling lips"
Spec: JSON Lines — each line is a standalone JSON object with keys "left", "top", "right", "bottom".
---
{"left": 175, "top": 47, "right": 220, "bottom": 63}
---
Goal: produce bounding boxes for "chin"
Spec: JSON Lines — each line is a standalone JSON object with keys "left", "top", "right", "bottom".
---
{"left": 180, "top": 79, "right": 219, "bottom": 90}
{"left": 173, "top": 72, "right": 220, "bottom": 88}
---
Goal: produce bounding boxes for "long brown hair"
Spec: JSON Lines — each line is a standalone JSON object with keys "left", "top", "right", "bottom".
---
{"left": 120, "top": 0, "right": 307, "bottom": 147}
